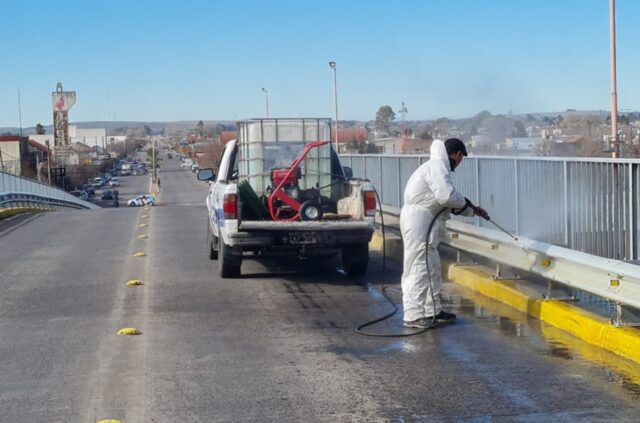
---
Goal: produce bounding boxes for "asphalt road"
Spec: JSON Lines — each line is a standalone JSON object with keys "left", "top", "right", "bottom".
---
{"left": 1, "top": 152, "right": 640, "bottom": 422}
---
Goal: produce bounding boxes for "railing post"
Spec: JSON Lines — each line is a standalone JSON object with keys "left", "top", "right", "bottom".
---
{"left": 564, "top": 160, "right": 570, "bottom": 247}
{"left": 378, "top": 155, "right": 383, "bottom": 206}
{"left": 514, "top": 159, "right": 519, "bottom": 234}
{"left": 397, "top": 155, "right": 402, "bottom": 208}
{"left": 475, "top": 159, "right": 481, "bottom": 227}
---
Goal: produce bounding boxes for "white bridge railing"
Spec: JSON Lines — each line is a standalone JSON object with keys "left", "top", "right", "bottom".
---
{"left": 342, "top": 153, "right": 640, "bottom": 262}
{"left": 0, "top": 170, "right": 97, "bottom": 211}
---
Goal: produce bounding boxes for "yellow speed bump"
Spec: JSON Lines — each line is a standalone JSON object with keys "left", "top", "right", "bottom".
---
{"left": 137, "top": 234, "right": 148, "bottom": 239}
{"left": 138, "top": 223, "right": 148, "bottom": 228}
{"left": 117, "top": 327, "right": 142, "bottom": 336}
{"left": 127, "top": 279, "right": 144, "bottom": 286}
{"left": 133, "top": 252, "right": 146, "bottom": 257}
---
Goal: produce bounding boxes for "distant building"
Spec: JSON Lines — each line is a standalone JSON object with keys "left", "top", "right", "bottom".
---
{"left": 0, "top": 135, "right": 29, "bottom": 176}
{"left": 505, "top": 137, "right": 541, "bottom": 151}
{"left": 69, "top": 125, "right": 106, "bottom": 148}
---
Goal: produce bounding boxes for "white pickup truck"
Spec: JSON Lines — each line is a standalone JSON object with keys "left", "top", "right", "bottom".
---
{"left": 198, "top": 118, "right": 375, "bottom": 278}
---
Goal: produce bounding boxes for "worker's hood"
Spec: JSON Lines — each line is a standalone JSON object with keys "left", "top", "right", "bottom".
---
{"left": 430, "top": 139, "right": 450, "bottom": 171}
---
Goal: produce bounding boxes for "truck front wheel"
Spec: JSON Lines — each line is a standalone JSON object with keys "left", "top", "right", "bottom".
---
{"left": 218, "top": 234, "right": 242, "bottom": 278}
{"left": 342, "top": 242, "right": 369, "bottom": 278}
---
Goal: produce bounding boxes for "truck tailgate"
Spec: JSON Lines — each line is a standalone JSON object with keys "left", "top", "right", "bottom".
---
{"left": 239, "top": 220, "right": 373, "bottom": 232}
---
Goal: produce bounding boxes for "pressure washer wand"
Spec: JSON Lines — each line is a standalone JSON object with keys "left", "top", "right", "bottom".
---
{"left": 487, "top": 218, "right": 518, "bottom": 241}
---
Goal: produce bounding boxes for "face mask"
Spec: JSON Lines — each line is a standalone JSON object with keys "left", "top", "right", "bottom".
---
{"left": 449, "top": 157, "right": 457, "bottom": 171}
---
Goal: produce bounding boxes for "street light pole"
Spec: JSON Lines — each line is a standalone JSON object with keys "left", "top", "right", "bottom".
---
{"left": 329, "top": 61, "right": 339, "bottom": 153}
{"left": 610, "top": 0, "right": 619, "bottom": 158}
{"left": 261, "top": 87, "right": 269, "bottom": 118}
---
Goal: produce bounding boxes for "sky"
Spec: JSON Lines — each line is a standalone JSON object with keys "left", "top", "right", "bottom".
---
{"left": 1, "top": 0, "right": 639, "bottom": 127}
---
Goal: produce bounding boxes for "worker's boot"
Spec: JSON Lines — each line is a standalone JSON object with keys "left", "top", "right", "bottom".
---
{"left": 403, "top": 318, "right": 432, "bottom": 329}
{"left": 434, "top": 310, "right": 456, "bottom": 321}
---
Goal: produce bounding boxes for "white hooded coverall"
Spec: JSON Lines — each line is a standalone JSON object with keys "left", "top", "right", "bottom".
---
{"left": 400, "top": 139, "right": 473, "bottom": 321}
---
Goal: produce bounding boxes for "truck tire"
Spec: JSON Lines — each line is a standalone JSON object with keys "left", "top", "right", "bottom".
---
{"left": 207, "top": 222, "right": 218, "bottom": 260}
{"left": 218, "top": 234, "right": 242, "bottom": 278}
{"left": 342, "top": 242, "right": 369, "bottom": 278}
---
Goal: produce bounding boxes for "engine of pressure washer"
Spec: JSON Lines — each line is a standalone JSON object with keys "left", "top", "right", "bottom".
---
{"left": 270, "top": 167, "right": 320, "bottom": 204}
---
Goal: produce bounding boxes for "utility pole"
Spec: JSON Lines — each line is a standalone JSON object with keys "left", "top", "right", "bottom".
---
{"left": 610, "top": 0, "right": 620, "bottom": 158}
{"left": 0, "top": 147, "right": 4, "bottom": 171}
{"left": 261, "top": 87, "right": 269, "bottom": 118}
{"left": 152, "top": 138, "right": 156, "bottom": 183}
{"left": 329, "top": 61, "right": 339, "bottom": 153}
{"left": 17, "top": 86, "right": 23, "bottom": 137}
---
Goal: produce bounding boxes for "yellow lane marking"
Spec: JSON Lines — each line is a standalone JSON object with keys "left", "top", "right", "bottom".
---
{"left": 117, "top": 327, "right": 142, "bottom": 336}
{"left": 126, "top": 279, "right": 144, "bottom": 286}
{"left": 447, "top": 263, "right": 640, "bottom": 365}
{"left": 137, "top": 234, "right": 148, "bottom": 239}
{"left": 133, "top": 252, "right": 146, "bottom": 257}
{"left": 138, "top": 223, "right": 148, "bottom": 228}
{"left": 141, "top": 215, "right": 149, "bottom": 219}
{"left": 97, "top": 420, "right": 121, "bottom": 423}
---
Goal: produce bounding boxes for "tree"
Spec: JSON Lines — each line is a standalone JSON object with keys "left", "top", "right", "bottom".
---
{"left": 419, "top": 130, "right": 433, "bottom": 141}
{"left": 35, "top": 123, "right": 45, "bottom": 135}
{"left": 197, "top": 120, "right": 204, "bottom": 137}
{"left": 146, "top": 147, "right": 162, "bottom": 170}
{"left": 512, "top": 120, "right": 527, "bottom": 137}
{"left": 375, "top": 105, "right": 395, "bottom": 132}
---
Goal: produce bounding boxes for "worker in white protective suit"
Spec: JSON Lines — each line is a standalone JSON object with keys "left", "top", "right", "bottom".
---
{"left": 400, "top": 138, "right": 489, "bottom": 328}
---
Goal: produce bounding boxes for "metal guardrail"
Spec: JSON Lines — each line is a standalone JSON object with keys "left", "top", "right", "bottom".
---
{"left": 0, "top": 170, "right": 97, "bottom": 211}
{"left": 444, "top": 220, "right": 640, "bottom": 327}
{"left": 342, "top": 153, "right": 640, "bottom": 261}
{"left": 0, "top": 191, "right": 94, "bottom": 212}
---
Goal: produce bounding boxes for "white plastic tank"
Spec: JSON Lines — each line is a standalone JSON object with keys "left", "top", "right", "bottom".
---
{"left": 237, "top": 119, "right": 333, "bottom": 196}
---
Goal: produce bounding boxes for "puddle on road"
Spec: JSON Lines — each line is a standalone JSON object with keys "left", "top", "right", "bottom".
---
{"left": 446, "top": 283, "right": 640, "bottom": 398}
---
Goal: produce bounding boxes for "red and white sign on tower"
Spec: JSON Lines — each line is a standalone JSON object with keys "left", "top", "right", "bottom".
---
{"left": 52, "top": 82, "right": 76, "bottom": 147}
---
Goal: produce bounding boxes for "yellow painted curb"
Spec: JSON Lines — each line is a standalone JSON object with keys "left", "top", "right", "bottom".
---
{"left": 126, "top": 279, "right": 144, "bottom": 286}
{"left": 137, "top": 234, "right": 148, "bottom": 239}
{"left": 117, "top": 327, "right": 142, "bottom": 336}
{"left": 138, "top": 223, "right": 148, "bottom": 228}
{"left": 369, "top": 231, "right": 384, "bottom": 251}
{"left": 133, "top": 252, "right": 146, "bottom": 257}
{"left": 447, "top": 263, "right": 640, "bottom": 365}
{"left": 0, "top": 208, "right": 48, "bottom": 220}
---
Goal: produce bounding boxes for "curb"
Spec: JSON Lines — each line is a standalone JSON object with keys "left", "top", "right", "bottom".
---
{"left": 0, "top": 208, "right": 47, "bottom": 220}
{"left": 447, "top": 263, "right": 640, "bottom": 365}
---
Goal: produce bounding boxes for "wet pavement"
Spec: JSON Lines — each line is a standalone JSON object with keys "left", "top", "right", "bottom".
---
{"left": 1, "top": 152, "right": 640, "bottom": 421}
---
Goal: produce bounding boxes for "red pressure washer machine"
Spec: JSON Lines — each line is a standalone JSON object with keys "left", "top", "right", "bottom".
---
{"left": 267, "top": 140, "right": 329, "bottom": 221}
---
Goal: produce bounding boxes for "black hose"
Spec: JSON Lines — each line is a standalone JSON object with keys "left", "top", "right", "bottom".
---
{"left": 356, "top": 207, "right": 446, "bottom": 337}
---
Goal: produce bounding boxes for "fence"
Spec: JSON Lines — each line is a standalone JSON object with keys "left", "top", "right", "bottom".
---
{"left": 341, "top": 154, "right": 639, "bottom": 261}
{"left": 0, "top": 170, "right": 97, "bottom": 210}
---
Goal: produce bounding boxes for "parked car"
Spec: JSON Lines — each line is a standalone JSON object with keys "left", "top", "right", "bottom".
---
{"left": 191, "top": 164, "right": 200, "bottom": 173}
{"left": 101, "top": 190, "right": 114, "bottom": 200}
{"left": 127, "top": 194, "right": 156, "bottom": 207}
{"left": 109, "top": 178, "right": 120, "bottom": 187}
{"left": 82, "top": 184, "right": 96, "bottom": 196}
{"left": 93, "top": 177, "right": 105, "bottom": 187}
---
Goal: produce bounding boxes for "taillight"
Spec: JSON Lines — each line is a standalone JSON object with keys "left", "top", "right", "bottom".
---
{"left": 223, "top": 193, "right": 238, "bottom": 219}
{"left": 364, "top": 190, "right": 376, "bottom": 216}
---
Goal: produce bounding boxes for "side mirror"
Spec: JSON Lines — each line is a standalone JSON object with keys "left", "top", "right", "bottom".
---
{"left": 197, "top": 168, "right": 216, "bottom": 182}
{"left": 342, "top": 166, "right": 353, "bottom": 179}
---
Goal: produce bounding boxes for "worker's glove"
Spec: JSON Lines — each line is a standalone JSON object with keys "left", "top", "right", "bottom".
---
{"left": 473, "top": 206, "right": 490, "bottom": 221}
{"left": 462, "top": 197, "right": 491, "bottom": 220}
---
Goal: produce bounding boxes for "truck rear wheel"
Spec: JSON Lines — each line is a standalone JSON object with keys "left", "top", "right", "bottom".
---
{"left": 218, "top": 234, "right": 242, "bottom": 278}
{"left": 342, "top": 242, "right": 369, "bottom": 278}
